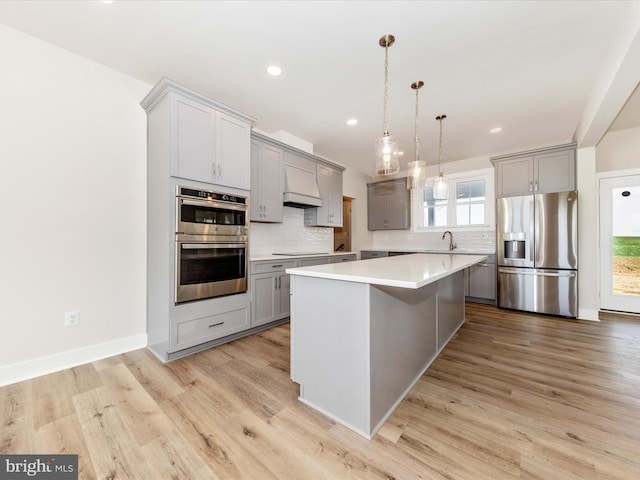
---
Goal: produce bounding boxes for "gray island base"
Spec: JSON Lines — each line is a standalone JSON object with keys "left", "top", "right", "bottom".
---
{"left": 287, "top": 253, "right": 487, "bottom": 439}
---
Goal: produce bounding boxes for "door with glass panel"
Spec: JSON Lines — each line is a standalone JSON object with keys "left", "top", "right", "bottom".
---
{"left": 599, "top": 174, "right": 640, "bottom": 313}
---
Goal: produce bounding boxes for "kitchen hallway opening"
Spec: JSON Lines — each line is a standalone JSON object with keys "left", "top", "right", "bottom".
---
{"left": 599, "top": 172, "right": 640, "bottom": 314}
{"left": 333, "top": 197, "right": 352, "bottom": 252}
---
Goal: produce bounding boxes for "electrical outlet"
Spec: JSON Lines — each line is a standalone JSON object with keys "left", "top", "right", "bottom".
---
{"left": 64, "top": 310, "right": 79, "bottom": 327}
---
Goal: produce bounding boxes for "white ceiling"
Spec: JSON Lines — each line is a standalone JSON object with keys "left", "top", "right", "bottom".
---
{"left": 0, "top": 1, "right": 638, "bottom": 175}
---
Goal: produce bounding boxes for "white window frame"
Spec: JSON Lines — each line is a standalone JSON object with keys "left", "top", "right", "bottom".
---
{"left": 411, "top": 168, "right": 495, "bottom": 232}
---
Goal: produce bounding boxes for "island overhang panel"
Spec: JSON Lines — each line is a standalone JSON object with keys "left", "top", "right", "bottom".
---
{"left": 288, "top": 253, "right": 487, "bottom": 439}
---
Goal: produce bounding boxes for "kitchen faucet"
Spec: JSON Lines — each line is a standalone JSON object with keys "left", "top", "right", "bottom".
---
{"left": 442, "top": 230, "right": 456, "bottom": 251}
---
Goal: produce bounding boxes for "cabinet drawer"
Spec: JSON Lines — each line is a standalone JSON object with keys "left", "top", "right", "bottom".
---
{"left": 251, "top": 259, "right": 297, "bottom": 274}
{"left": 175, "top": 307, "right": 249, "bottom": 350}
{"left": 361, "top": 250, "right": 389, "bottom": 259}
{"left": 297, "top": 257, "right": 330, "bottom": 267}
{"left": 331, "top": 254, "right": 356, "bottom": 263}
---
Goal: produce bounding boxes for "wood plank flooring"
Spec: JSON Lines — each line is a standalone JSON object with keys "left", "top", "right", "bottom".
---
{"left": 2, "top": 303, "right": 640, "bottom": 479}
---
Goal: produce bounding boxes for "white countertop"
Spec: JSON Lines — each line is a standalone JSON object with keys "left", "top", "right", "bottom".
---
{"left": 286, "top": 253, "right": 487, "bottom": 289}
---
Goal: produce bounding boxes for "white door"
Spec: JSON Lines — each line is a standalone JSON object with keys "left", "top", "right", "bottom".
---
{"left": 599, "top": 174, "right": 640, "bottom": 313}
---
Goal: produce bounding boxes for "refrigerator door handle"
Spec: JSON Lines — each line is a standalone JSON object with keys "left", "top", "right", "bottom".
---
{"left": 529, "top": 199, "right": 535, "bottom": 263}
{"left": 498, "top": 267, "right": 576, "bottom": 278}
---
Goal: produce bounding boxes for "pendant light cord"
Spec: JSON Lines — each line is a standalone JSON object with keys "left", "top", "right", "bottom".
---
{"left": 414, "top": 87, "right": 420, "bottom": 163}
{"left": 383, "top": 43, "right": 389, "bottom": 136}
{"left": 438, "top": 115, "right": 445, "bottom": 176}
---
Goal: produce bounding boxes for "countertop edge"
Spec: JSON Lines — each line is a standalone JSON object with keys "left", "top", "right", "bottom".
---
{"left": 286, "top": 254, "right": 488, "bottom": 289}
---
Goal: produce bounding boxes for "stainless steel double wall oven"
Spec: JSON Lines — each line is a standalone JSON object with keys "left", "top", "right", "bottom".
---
{"left": 175, "top": 186, "right": 248, "bottom": 304}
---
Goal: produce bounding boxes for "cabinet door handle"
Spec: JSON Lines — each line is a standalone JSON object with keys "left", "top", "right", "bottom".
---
{"left": 529, "top": 181, "right": 533, "bottom": 192}
{"left": 218, "top": 163, "right": 222, "bottom": 180}
{"left": 208, "top": 321, "right": 225, "bottom": 328}
{"left": 534, "top": 180, "right": 538, "bottom": 191}
{"left": 212, "top": 163, "right": 217, "bottom": 178}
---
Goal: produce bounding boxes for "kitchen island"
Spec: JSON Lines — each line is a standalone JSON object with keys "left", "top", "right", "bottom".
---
{"left": 287, "top": 253, "right": 487, "bottom": 439}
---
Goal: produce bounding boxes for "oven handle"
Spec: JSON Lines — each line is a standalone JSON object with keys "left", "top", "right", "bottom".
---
{"left": 181, "top": 243, "right": 247, "bottom": 250}
{"left": 180, "top": 198, "right": 248, "bottom": 212}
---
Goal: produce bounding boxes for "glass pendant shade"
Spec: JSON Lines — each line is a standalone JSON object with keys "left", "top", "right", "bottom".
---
{"left": 407, "top": 160, "right": 427, "bottom": 189}
{"left": 407, "top": 80, "right": 426, "bottom": 189}
{"left": 374, "top": 34, "right": 399, "bottom": 176}
{"left": 433, "top": 173, "right": 449, "bottom": 199}
{"left": 375, "top": 134, "right": 400, "bottom": 175}
{"left": 431, "top": 114, "right": 449, "bottom": 199}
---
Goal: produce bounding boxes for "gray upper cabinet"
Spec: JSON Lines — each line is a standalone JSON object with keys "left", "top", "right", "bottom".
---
{"left": 493, "top": 144, "right": 576, "bottom": 198}
{"left": 250, "top": 134, "right": 284, "bottom": 222}
{"left": 141, "top": 78, "right": 255, "bottom": 191}
{"left": 305, "top": 162, "right": 344, "bottom": 227}
{"left": 367, "top": 178, "right": 411, "bottom": 230}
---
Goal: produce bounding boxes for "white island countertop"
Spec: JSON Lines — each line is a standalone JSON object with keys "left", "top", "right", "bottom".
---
{"left": 286, "top": 253, "right": 487, "bottom": 289}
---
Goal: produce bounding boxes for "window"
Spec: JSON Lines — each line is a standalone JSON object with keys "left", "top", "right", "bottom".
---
{"left": 414, "top": 168, "right": 493, "bottom": 230}
{"left": 423, "top": 186, "right": 448, "bottom": 227}
{"left": 456, "top": 179, "right": 485, "bottom": 225}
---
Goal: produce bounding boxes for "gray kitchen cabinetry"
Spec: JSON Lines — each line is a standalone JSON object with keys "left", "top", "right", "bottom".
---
{"left": 297, "top": 256, "right": 331, "bottom": 267}
{"left": 367, "top": 178, "right": 411, "bottom": 230}
{"left": 493, "top": 144, "right": 576, "bottom": 198}
{"left": 142, "top": 78, "right": 254, "bottom": 191}
{"left": 465, "top": 254, "right": 496, "bottom": 304}
{"left": 250, "top": 259, "right": 296, "bottom": 327}
{"left": 360, "top": 250, "right": 390, "bottom": 259}
{"left": 305, "top": 162, "right": 344, "bottom": 227}
{"left": 141, "top": 78, "right": 256, "bottom": 363}
{"left": 250, "top": 133, "right": 284, "bottom": 222}
{"left": 172, "top": 295, "right": 251, "bottom": 353}
{"left": 251, "top": 255, "right": 355, "bottom": 326}
{"left": 330, "top": 254, "right": 357, "bottom": 263}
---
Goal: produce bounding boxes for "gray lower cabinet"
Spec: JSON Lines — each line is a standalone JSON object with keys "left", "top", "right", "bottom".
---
{"left": 297, "top": 257, "right": 331, "bottom": 267}
{"left": 251, "top": 255, "right": 356, "bottom": 325}
{"left": 250, "top": 133, "right": 284, "bottom": 222}
{"left": 367, "top": 178, "right": 410, "bottom": 230}
{"left": 465, "top": 254, "right": 496, "bottom": 304}
{"left": 250, "top": 259, "right": 296, "bottom": 327}
{"left": 492, "top": 144, "right": 576, "bottom": 198}
{"left": 331, "top": 254, "right": 357, "bottom": 263}
{"left": 361, "top": 250, "right": 389, "bottom": 260}
{"left": 172, "top": 296, "right": 250, "bottom": 353}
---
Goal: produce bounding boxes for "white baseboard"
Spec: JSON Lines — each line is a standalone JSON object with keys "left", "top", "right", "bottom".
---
{"left": 578, "top": 308, "right": 599, "bottom": 321}
{"left": 0, "top": 334, "right": 148, "bottom": 388}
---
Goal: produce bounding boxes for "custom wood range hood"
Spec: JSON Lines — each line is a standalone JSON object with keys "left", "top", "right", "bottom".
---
{"left": 282, "top": 164, "right": 323, "bottom": 208}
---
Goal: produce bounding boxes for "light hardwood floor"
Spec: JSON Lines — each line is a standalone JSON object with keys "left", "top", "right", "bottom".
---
{"left": 2, "top": 303, "right": 640, "bottom": 479}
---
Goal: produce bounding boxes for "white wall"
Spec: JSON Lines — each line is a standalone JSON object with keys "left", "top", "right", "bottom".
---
{"left": 0, "top": 25, "right": 151, "bottom": 385}
{"left": 596, "top": 126, "right": 640, "bottom": 172}
{"left": 576, "top": 148, "right": 598, "bottom": 320}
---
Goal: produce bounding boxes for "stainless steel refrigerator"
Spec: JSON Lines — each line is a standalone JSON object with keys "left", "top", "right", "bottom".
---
{"left": 497, "top": 191, "right": 578, "bottom": 317}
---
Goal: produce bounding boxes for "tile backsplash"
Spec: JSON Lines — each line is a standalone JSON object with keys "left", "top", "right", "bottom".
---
{"left": 371, "top": 229, "right": 496, "bottom": 253}
{"left": 250, "top": 207, "right": 333, "bottom": 256}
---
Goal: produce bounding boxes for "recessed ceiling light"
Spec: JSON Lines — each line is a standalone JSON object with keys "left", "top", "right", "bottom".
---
{"left": 100, "top": 0, "right": 114, "bottom": 4}
{"left": 267, "top": 65, "right": 282, "bottom": 76}
{"left": 490, "top": 127, "right": 503, "bottom": 134}
{"left": 346, "top": 118, "right": 358, "bottom": 126}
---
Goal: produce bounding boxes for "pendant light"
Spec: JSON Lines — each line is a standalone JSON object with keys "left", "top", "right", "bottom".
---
{"left": 407, "top": 81, "right": 426, "bottom": 189}
{"left": 433, "top": 114, "right": 449, "bottom": 200}
{"left": 374, "top": 34, "right": 400, "bottom": 176}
